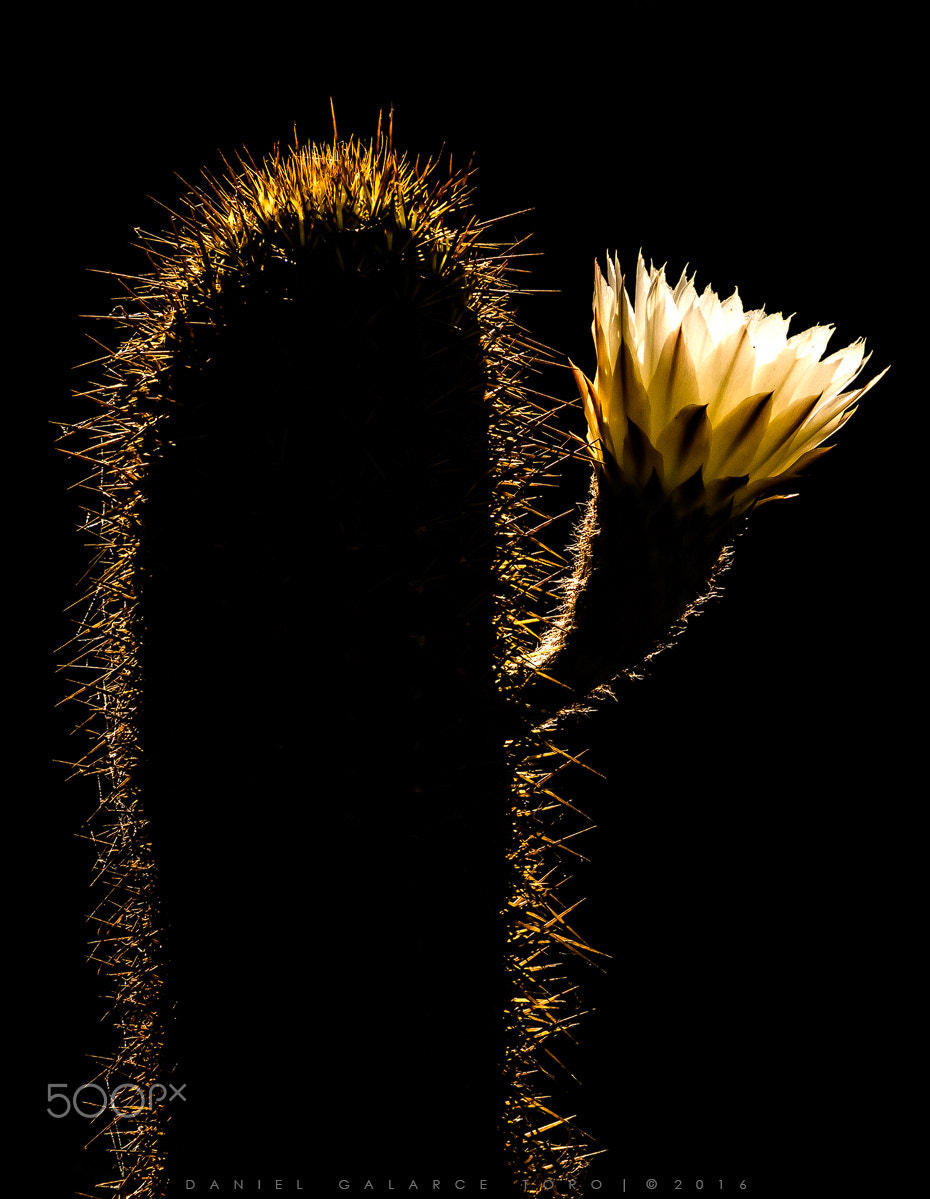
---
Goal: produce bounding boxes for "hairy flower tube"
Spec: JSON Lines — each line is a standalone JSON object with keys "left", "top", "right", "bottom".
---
{"left": 532, "top": 253, "right": 887, "bottom": 700}
{"left": 573, "top": 252, "right": 886, "bottom": 516}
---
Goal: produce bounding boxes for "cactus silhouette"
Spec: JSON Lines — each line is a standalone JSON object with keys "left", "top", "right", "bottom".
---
{"left": 63, "top": 119, "right": 600, "bottom": 1197}
{"left": 64, "top": 118, "right": 884, "bottom": 1199}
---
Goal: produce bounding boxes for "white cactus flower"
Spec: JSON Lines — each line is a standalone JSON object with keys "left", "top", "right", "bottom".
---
{"left": 572, "top": 253, "right": 887, "bottom": 516}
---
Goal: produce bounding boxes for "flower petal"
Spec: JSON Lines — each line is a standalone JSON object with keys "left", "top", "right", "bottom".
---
{"left": 773, "top": 365, "right": 889, "bottom": 474}
{"left": 617, "top": 273, "right": 652, "bottom": 436}
{"left": 655, "top": 403, "right": 711, "bottom": 492}
{"left": 707, "top": 390, "right": 775, "bottom": 479}
{"left": 572, "top": 363, "right": 612, "bottom": 466}
{"left": 704, "top": 323, "right": 757, "bottom": 423}
{"left": 649, "top": 325, "right": 701, "bottom": 433}
{"left": 746, "top": 392, "right": 822, "bottom": 480}
{"left": 642, "top": 268, "right": 682, "bottom": 407}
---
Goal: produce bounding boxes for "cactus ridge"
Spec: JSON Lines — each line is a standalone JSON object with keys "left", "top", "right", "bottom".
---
{"left": 491, "top": 382, "right": 610, "bottom": 1189}
{"left": 62, "top": 122, "right": 604, "bottom": 1196}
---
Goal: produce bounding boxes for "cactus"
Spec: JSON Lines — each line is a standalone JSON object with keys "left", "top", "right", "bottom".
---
{"left": 64, "top": 119, "right": 884, "bottom": 1199}
{"left": 63, "top": 119, "right": 601, "bottom": 1196}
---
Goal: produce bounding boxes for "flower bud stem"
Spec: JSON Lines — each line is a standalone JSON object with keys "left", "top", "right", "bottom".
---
{"left": 533, "top": 468, "right": 739, "bottom": 700}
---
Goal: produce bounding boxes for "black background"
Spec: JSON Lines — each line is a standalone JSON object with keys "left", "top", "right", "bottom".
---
{"left": 37, "top": 11, "right": 918, "bottom": 1198}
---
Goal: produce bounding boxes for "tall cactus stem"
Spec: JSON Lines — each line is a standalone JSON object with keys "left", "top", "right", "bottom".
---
{"left": 62, "top": 121, "right": 605, "bottom": 1196}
